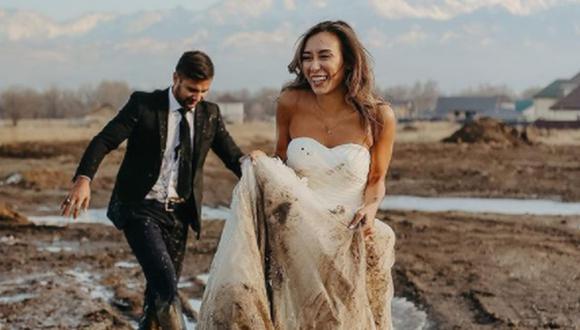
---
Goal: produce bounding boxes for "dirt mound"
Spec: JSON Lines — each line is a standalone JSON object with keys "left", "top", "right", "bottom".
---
{"left": 0, "top": 140, "right": 90, "bottom": 158}
{"left": 0, "top": 203, "right": 29, "bottom": 224}
{"left": 442, "top": 117, "right": 529, "bottom": 146}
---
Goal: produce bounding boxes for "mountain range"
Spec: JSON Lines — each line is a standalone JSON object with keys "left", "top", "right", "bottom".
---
{"left": 1, "top": 0, "right": 579, "bottom": 92}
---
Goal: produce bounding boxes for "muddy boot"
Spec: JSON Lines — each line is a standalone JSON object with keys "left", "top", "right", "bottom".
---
{"left": 138, "top": 302, "right": 161, "bottom": 330}
{"left": 155, "top": 297, "right": 186, "bottom": 330}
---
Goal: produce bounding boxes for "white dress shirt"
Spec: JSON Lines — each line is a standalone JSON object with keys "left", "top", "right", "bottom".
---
{"left": 145, "top": 87, "right": 195, "bottom": 202}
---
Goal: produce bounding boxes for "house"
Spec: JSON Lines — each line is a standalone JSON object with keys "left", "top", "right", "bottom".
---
{"left": 535, "top": 85, "right": 580, "bottom": 128}
{"left": 551, "top": 85, "right": 580, "bottom": 112}
{"left": 217, "top": 102, "right": 244, "bottom": 124}
{"left": 533, "top": 78, "right": 579, "bottom": 121}
{"left": 433, "top": 96, "right": 522, "bottom": 123}
{"left": 515, "top": 99, "right": 535, "bottom": 122}
{"left": 532, "top": 71, "right": 580, "bottom": 127}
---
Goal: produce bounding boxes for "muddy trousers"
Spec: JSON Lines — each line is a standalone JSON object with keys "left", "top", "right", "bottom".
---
{"left": 123, "top": 200, "right": 189, "bottom": 330}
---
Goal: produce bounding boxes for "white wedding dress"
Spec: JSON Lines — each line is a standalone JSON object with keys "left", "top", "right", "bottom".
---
{"left": 198, "top": 137, "right": 396, "bottom": 329}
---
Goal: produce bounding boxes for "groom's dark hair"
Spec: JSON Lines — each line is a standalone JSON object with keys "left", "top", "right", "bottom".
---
{"left": 176, "top": 50, "right": 214, "bottom": 81}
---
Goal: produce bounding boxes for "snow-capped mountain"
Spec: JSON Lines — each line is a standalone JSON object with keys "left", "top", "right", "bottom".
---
{"left": 1, "top": 0, "right": 579, "bottom": 92}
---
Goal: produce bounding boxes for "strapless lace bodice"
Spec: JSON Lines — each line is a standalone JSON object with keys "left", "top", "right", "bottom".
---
{"left": 286, "top": 137, "right": 370, "bottom": 207}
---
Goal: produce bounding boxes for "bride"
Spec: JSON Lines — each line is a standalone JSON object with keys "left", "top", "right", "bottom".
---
{"left": 199, "top": 20, "right": 396, "bottom": 329}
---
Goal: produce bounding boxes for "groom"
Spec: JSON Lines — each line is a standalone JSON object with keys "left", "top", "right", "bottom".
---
{"left": 61, "top": 51, "right": 243, "bottom": 329}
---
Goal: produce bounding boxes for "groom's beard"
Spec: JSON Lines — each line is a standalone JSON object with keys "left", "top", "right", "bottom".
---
{"left": 176, "top": 93, "right": 202, "bottom": 109}
{"left": 179, "top": 97, "right": 200, "bottom": 109}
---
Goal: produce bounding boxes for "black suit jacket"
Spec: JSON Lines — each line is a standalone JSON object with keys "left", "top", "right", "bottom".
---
{"left": 74, "top": 88, "right": 243, "bottom": 237}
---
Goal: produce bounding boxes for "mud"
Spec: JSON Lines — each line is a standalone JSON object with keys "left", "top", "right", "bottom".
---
{"left": 1, "top": 209, "right": 579, "bottom": 329}
{"left": 271, "top": 202, "right": 291, "bottom": 225}
{"left": 0, "top": 220, "right": 224, "bottom": 329}
{"left": 2, "top": 138, "right": 580, "bottom": 214}
{"left": 388, "top": 142, "right": 580, "bottom": 202}
{"left": 1, "top": 130, "right": 580, "bottom": 328}
{"left": 0, "top": 203, "right": 29, "bottom": 224}
{"left": 387, "top": 210, "right": 580, "bottom": 329}
{"left": 0, "top": 140, "right": 91, "bottom": 159}
{"left": 442, "top": 117, "right": 530, "bottom": 146}
{"left": 197, "top": 283, "right": 273, "bottom": 329}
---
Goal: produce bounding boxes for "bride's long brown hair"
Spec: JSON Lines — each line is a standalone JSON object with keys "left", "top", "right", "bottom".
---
{"left": 284, "top": 20, "right": 385, "bottom": 142}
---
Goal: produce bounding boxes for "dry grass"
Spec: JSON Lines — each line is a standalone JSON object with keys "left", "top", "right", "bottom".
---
{"left": 531, "top": 128, "right": 580, "bottom": 145}
{"left": 2, "top": 118, "right": 580, "bottom": 146}
{"left": 0, "top": 119, "right": 104, "bottom": 143}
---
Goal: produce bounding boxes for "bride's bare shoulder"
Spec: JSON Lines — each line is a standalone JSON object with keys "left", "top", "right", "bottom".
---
{"left": 278, "top": 89, "right": 312, "bottom": 114}
{"left": 378, "top": 103, "right": 396, "bottom": 126}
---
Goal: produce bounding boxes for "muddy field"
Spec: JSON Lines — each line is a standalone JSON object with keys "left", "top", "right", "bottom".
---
{"left": 2, "top": 139, "right": 579, "bottom": 213}
{"left": 0, "top": 219, "right": 224, "bottom": 329}
{"left": 1, "top": 120, "right": 580, "bottom": 329}
{"left": 1, "top": 211, "right": 579, "bottom": 329}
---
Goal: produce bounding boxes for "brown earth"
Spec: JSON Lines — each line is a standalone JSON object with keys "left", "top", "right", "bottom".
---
{"left": 2, "top": 137, "right": 579, "bottom": 214}
{"left": 389, "top": 210, "right": 580, "bottom": 329}
{"left": 0, "top": 203, "right": 29, "bottom": 225}
{"left": 1, "top": 122, "right": 580, "bottom": 329}
{"left": 1, "top": 211, "right": 579, "bottom": 329}
{"left": 442, "top": 117, "right": 531, "bottom": 146}
{"left": 0, "top": 140, "right": 91, "bottom": 159}
{"left": 0, "top": 219, "right": 224, "bottom": 329}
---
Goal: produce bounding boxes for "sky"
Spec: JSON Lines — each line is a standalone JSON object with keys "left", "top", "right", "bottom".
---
{"left": 1, "top": 0, "right": 580, "bottom": 94}
{"left": 0, "top": 0, "right": 220, "bottom": 20}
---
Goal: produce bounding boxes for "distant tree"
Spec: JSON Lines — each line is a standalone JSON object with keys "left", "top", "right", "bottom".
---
{"left": 411, "top": 80, "right": 439, "bottom": 112}
{"left": 29, "top": 87, "right": 86, "bottom": 118}
{"left": 383, "top": 85, "right": 412, "bottom": 101}
{"left": 76, "top": 83, "right": 99, "bottom": 109}
{"left": 214, "top": 92, "right": 241, "bottom": 103}
{"left": 383, "top": 80, "right": 440, "bottom": 113}
{"left": 2, "top": 87, "right": 23, "bottom": 126}
{"left": 459, "top": 83, "right": 516, "bottom": 101}
{"left": 0, "top": 86, "right": 40, "bottom": 126}
{"left": 210, "top": 88, "right": 278, "bottom": 121}
{"left": 43, "top": 87, "right": 64, "bottom": 118}
{"left": 60, "top": 89, "right": 86, "bottom": 117}
{"left": 247, "top": 88, "right": 279, "bottom": 120}
{"left": 0, "top": 81, "right": 132, "bottom": 122}
{"left": 94, "top": 81, "right": 131, "bottom": 110}
{"left": 210, "top": 89, "right": 251, "bottom": 104}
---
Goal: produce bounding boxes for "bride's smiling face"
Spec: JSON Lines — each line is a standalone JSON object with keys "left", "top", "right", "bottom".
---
{"left": 301, "top": 32, "right": 346, "bottom": 95}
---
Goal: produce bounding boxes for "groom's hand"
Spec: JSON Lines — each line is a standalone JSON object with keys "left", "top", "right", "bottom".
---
{"left": 60, "top": 176, "right": 91, "bottom": 219}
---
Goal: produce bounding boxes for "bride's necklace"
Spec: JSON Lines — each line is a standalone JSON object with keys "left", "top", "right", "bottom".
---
{"left": 314, "top": 102, "right": 351, "bottom": 136}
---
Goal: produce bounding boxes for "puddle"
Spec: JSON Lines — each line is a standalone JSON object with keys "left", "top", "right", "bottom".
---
{"left": 64, "top": 269, "right": 113, "bottom": 301}
{"left": 29, "top": 196, "right": 580, "bottom": 227}
{"left": 29, "top": 206, "right": 231, "bottom": 226}
{"left": 0, "top": 293, "right": 37, "bottom": 304}
{"left": 114, "top": 261, "right": 139, "bottom": 269}
{"left": 380, "top": 195, "right": 580, "bottom": 216}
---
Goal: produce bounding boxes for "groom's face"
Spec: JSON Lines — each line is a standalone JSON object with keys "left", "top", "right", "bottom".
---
{"left": 172, "top": 72, "right": 212, "bottom": 109}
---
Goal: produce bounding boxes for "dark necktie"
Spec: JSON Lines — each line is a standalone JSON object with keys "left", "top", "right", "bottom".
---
{"left": 177, "top": 108, "right": 192, "bottom": 200}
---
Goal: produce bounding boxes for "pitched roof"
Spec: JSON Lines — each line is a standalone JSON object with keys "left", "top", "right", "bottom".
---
{"left": 550, "top": 85, "right": 580, "bottom": 111}
{"left": 434, "top": 96, "right": 500, "bottom": 114}
{"left": 534, "top": 79, "right": 577, "bottom": 99}
{"left": 570, "top": 71, "right": 580, "bottom": 84}
{"left": 515, "top": 99, "right": 533, "bottom": 112}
